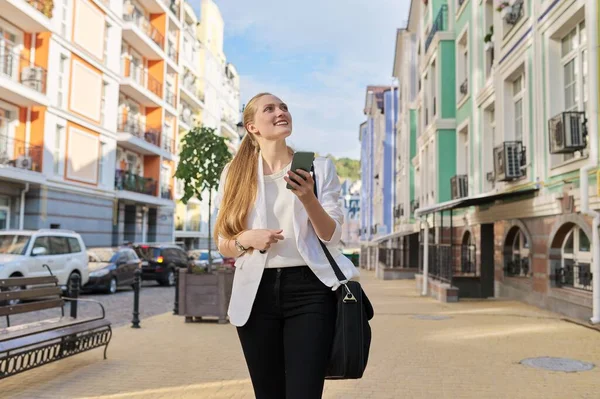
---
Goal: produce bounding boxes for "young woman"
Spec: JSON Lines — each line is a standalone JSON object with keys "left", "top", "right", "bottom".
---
{"left": 214, "top": 93, "right": 360, "bottom": 399}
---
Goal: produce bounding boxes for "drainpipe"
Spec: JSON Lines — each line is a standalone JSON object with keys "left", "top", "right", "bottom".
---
{"left": 582, "top": 0, "right": 600, "bottom": 324}
{"left": 19, "top": 183, "right": 29, "bottom": 230}
{"left": 421, "top": 215, "right": 429, "bottom": 296}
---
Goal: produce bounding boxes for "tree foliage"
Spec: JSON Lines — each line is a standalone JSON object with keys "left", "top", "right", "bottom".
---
{"left": 316, "top": 153, "right": 361, "bottom": 181}
{"left": 175, "top": 126, "right": 232, "bottom": 204}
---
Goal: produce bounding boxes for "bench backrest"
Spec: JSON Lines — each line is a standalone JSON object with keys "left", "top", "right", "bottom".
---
{"left": 0, "top": 276, "right": 63, "bottom": 318}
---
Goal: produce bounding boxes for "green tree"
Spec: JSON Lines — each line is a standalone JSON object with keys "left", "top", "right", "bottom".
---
{"left": 317, "top": 153, "right": 361, "bottom": 180}
{"left": 175, "top": 126, "right": 232, "bottom": 268}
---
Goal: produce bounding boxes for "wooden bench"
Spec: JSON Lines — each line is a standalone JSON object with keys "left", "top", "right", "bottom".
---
{"left": 0, "top": 275, "right": 112, "bottom": 379}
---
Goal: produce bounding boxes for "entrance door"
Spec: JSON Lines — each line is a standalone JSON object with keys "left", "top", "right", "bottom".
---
{"left": 480, "top": 223, "right": 495, "bottom": 298}
{"left": 124, "top": 204, "right": 136, "bottom": 243}
{"left": 147, "top": 208, "right": 157, "bottom": 242}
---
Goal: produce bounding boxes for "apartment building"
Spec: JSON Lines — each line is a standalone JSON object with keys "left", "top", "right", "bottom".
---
{"left": 366, "top": 0, "right": 599, "bottom": 321}
{"left": 173, "top": 0, "right": 241, "bottom": 250}
{"left": 0, "top": 0, "right": 205, "bottom": 248}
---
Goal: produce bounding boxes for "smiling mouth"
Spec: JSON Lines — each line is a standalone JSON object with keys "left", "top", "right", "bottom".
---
{"left": 274, "top": 121, "right": 288, "bottom": 126}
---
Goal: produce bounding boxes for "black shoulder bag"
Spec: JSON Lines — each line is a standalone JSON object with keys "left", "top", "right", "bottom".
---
{"left": 312, "top": 166, "right": 374, "bottom": 379}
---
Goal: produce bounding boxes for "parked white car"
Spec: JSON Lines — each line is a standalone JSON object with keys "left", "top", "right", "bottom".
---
{"left": 0, "top": 229, "right": 89, "bottom": 293}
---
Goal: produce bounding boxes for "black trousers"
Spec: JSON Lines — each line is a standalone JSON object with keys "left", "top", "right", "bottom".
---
{"left": 237, "top": 266, "right": 336, "bottom": 399}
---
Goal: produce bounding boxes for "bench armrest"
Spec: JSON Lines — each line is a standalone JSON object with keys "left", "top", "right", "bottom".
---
{"left": 62, "top": 297, "right": 106, "bottom": 320}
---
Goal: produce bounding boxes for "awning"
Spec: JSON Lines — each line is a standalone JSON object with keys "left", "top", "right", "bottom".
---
{"left": 414, "top": 186, "right": 540, "bottom": 217}
{"left": 374, "top": 226, "right": 419, "bottom": 243}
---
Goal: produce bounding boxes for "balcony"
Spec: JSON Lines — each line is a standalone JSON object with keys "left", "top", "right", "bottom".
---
{"left": 162, "top": 134, "right": 175, "bottom": 153}
{"left": 160, "top": 185, "right": 172, "bottom": 200}
{"left": 167, "top": 42, "right": 178, "bottom": 63}
{"left": 220, "top": 116, "right": 239, "bottom": 140}
{"left": 162, "top": 0, "right": 180, "bottom": 18}
{"left": 179, "top": 103, "right": 194, "bottom": 130}
{"left": 425, "top": 5, "right": 448, "bottom": 53}
{"left": 115, "top": 169, "right": 157, "bottom": 196}
{"left": 122, "top": 11, "right": 165, "bottom": 59}
{"left": 180, "top": 76, "right": 205, "bottom": 109}
{"left": 120, "top": 61, "right": 163, "bottom": 107}
{"left": 0, "top": 45, "right": 49, "bottom": 106}
{"left": 165, "top": 88, "right": 177, "bottom": 109}
{"left": 0, "top": 0, "right": 54, "bottom": 31}
{"left": 116, "top": 114, "right": 167, "bottom": 156}
{"left": 0, "top": 127, "right": 45, "bottom": 184}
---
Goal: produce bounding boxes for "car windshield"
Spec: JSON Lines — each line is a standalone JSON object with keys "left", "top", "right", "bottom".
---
{"left": 88, "top": 249, "right": 118, "bottom": 263}
{"left": 0, "top": 235, "right": 31, "bottom": 255}
{"left": 134, "top": 246, "right": 161, "bottom": 260}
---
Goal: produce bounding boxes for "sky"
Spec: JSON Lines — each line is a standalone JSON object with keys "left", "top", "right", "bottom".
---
{"left": 193, "top": 0, "right": 411, "bottom": 159}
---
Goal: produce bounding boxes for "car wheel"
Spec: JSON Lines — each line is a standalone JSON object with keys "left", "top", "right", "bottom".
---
{"left": 107, "top": 277, "right": 118, "bottom": 295}
{"left": 159, "top": 269, "right": 175, "bottom": 286}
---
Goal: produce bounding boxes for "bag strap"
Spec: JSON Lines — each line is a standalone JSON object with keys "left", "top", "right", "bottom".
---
{"left": 311, "top": 164, "right": 348, "bottom": 283}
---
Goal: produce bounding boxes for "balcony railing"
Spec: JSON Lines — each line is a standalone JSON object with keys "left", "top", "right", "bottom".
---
{"left": 0, "top": 130, "right": 43, "bottom": 172}
{"left": 25, "top": 0, "right": 54, "bottom": 18}
{"left": 425, "top": 5, "right": 448, "bottom": 52}
{"left": 165, "top": 89, "right": 176, "bottom": 107}
{"left": 182, "top": 76, "right": 205, "bottom": 102}
{"left": 115, "top": 169, "right": 157, "bottom": 196}
{"left": 504, "top": 257, "right": 530, "bottom": 277}
{"left": 162, "top": 0, "right": 180, "bottom": 18}
{"left": 123, "top": 62, "right": 163, "bottom": 97}
{"left": 0, "top": 44, "right": 48, "bottom": 94}
{"left": 418, "top": 243, "right": 479, "bottom": 282}
{"left": 117, "top": 114, "right": 160, "bottom": 146}
{"left": 378, "top": 247, "right": 412, "bottom": 269}
{"left": 167, "top": 43, "right": 178, "bottom": 63}
{"left": 122, "top": 11, "right": 165, "bottom": 48}
{"left": 553, "top": 264, "right": 592, "bottom": 292}
{"left": 162, "top": 134, "right": 175, "bottom": 153}
{"left": 160, "top": 185, "right": 172, "bottom": 200}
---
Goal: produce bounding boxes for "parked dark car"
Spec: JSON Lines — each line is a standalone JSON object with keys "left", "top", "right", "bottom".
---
{"left": 132, "top": 244, "right": 192, "bottom": 286}
{"left": 83, "top": 247, "right": 141, "bottom": 294}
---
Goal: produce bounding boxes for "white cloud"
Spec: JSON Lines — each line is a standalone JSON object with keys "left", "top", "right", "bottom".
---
{"left": 213, "top": 0, "right": 411, "bottom": 159}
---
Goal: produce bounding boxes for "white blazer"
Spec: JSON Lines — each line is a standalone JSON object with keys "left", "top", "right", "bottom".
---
{"left": 214, "top": 154, "right": 360, "bottom": 327}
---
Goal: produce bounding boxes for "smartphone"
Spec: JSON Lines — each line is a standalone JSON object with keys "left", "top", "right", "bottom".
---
{"left": 286, "top": 151, "right": 315, "bottom": 189}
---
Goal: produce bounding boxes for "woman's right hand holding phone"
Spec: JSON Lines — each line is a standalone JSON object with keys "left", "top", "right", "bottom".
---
{"left": 238, "top": 229, "right": 284, "bottom": 252}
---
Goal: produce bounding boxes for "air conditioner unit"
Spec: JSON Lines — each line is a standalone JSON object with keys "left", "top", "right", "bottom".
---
{"left": 451, "top": 175, "right": 468, "bottom": 199}
{"left": 548, "top": 111, "right": 587, "bottom": 154}
{"left": 493, "top": 141, "right": 526, "bottom": 181}
{"left": 21, "top": 67, "right": 43, "bottom": 91}
{"left": 16, "top": 155, "right": 32, "bottom": 170}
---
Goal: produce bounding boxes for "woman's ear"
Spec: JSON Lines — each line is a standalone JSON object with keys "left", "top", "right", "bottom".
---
{"left": 247, "top": 122, "right": 258, "bottom": 134}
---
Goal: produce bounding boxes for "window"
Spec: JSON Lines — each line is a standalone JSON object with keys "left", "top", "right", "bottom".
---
{"left": 457, "top": 30, "right": 469, "bottom": 101}
{"left": 557, "top": 226, "right": 592, "bottom": 291}
{"left": 458, "top": 126, "right": 469, "bottom": 176}
{"left": 98, "top": 142, "right": 106, "bottom": 185}
{"left": 100, "top": 81, "right": 108, "bottom": 126}
{"left": 0, "top": 196, "right": 9, "bottom": 230}
{"left": 505, "top": 228, "right": 530, "bottom": 277}
{"left": 512, "top": 75, "right": 524, "bottom": 142}
{"left": 57, "top": 55, "right": 68, "bottom": 108}
{"left": 67, "top": 237, "right": 81, "bottom": 252}
{"left": 49, "top": 236, "right": 70, "bottom": 255}
{"left": 431, "top": 61, "right": 436, "bottom": 117}
{"left": 32, "top": 236, "right": 50, "bottom": 253}
{"left": 103, "top": 22, "right": 111, "bottom": 66}
{"left": 484, "top": 0, "right": 494, "bottom": 79}
{"left": 560, "top": 21, "right": 587, "bottom": 163}
{"left": 54, "top": 125, "right": 64, "bottom": 176}
{"left": 60, "top": 0, "right": 69, "bottom": 38}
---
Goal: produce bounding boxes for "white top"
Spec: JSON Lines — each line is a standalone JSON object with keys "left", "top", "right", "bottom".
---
{"left": 263, "top": 161, "right": 306, "bottom": 268}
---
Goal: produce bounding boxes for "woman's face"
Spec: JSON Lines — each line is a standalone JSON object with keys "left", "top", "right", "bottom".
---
{"left": 247, "top": 94, "right": 292, "bottom": 141}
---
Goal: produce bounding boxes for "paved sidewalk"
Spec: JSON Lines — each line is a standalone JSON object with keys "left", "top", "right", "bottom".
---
{"left": 2, "top": 271, "right": 600, "bottom": 398}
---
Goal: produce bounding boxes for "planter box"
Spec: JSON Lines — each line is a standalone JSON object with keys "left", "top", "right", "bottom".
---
{"left": 177, "top": 268, "right": 234, "bottom": 324}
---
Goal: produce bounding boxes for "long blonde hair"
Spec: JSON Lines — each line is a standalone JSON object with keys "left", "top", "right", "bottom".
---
{"left": 213, "top": 93, "right": 270, "bottom": 243}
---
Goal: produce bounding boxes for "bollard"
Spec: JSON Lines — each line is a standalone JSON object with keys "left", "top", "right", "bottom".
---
{"left": 132, "top": 269, "right": 141, "bottom": 328}
{"left": 173, "top": 268, "right": 179, "bottom": 315}
{"left": 70, "top": 273, "right": 80, "bottom": 319}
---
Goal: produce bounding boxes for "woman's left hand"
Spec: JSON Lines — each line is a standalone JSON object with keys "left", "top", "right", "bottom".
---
{"left": 284, "top": 169, "right": 317, "bottom": 205}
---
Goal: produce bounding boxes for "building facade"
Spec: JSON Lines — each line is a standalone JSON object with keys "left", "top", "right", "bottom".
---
{"left": 365, "top": 0, "right": 599, "bottom": 321}
{"left": 339, "top": 178, "right": 361, "bottom": 248}
{"left": 0, "top": 0, "right": 238, "bottom": 250}
{"left": 173, "top": 0, "right": 241, "bottom": 250}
